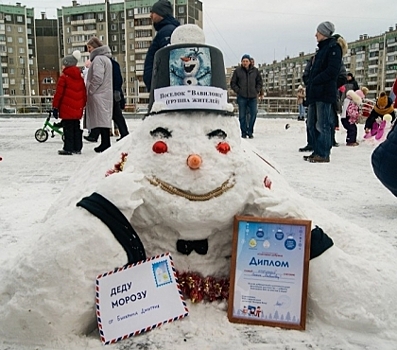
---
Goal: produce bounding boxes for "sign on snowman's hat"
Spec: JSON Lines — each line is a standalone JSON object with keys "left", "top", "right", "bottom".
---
{"left": 149, "top": 25, "right": 234, "bottom": 115}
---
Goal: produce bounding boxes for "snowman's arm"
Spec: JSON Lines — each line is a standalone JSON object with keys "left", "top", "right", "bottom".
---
{"left": 170, "top": 66, "right": 184, "bottom": 79}
{"left": 93, "top": 171, "right": 145, "bottom": 220}
{"left": 253, "top": 193, "right": 308, "bottom": 219}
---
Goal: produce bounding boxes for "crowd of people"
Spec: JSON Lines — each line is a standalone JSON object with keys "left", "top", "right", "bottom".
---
{"left": 52, "top": 0, "right": 178, "bottom": 156}
{"left": 293, "top": 20, "right": 397, "bottom": 195}
{"left": 50, "top": 5, "right": 397, "bottom": 198}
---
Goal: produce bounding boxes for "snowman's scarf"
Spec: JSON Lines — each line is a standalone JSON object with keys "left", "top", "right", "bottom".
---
{"left": 76, "top": 192, "right": 146, "bottom": 264}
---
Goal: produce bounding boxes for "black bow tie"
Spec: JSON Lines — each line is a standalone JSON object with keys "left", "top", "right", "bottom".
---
{"left": 176, "top": 239, "right": 208, "bottom": 256}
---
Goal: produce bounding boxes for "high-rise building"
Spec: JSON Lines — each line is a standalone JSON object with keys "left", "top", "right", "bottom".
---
{"left": 0, "top": 2, "right": 39, "bottom": 111}
{"left": 57, "top": 0, "right": 203, "bottom": 108}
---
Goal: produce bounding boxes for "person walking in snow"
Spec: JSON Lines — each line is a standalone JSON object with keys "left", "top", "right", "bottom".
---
{"left": 230, "top": 54, "right": 263, "bottom": 138}
{"left": 52, "top": 50, "right": 87, "bottom": 155}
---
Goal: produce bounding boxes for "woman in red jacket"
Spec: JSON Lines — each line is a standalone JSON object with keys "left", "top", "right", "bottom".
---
{"left": 52, "top": 50, "right": 87, "bottom": 155}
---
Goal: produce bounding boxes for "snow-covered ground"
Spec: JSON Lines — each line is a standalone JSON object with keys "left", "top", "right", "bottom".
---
{"left": 0, "top": 117, "right": 396, "bottom": 350}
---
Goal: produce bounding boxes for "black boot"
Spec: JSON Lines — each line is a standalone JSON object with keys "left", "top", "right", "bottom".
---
{"left": 94, "top": 128, "right": 111, "bottom": 153}
{"left": 299, "top": 144, "right": 313, "bottom": 152}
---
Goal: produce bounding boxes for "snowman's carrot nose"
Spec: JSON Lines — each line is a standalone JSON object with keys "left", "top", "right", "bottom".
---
{"left": 187, "top": 154, "right": 202, "bottom": 170}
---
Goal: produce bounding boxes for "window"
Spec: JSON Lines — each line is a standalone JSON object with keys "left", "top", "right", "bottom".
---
{"left": 129, "top": 54, "right": 135, "bottom": 61}
{"left": 10, "top": 89, "right": 16, "bottom": 95}
{"left": 111, "top": 45, "right": 118, "bottom": 52}
{"left": 19, "top": 48, "right": 25, "bottom": 54}
{"left": 17, "top": 16, "right": 23, "bottom": 22}
{"left": 128, "top": 10, "right": 134, "bottom": 17}
{"left": 10, "top": 78, "right": 15, "bottom": 85}
{"left": 99, "top": 24, "right": 104, "bottom": 31}
{"left": 129, "top": 32, "right": 134, "bottom": 39}
{"left": 178, "top": 6, "right": 185, "bottom": 14}
{"left": 121, "top": 44, "right": 125, "bottom": 52}
{"left": 18, "top": 26, "right": 23, "bottom": 33}
{"left": 98, "top": 13, "right": 104, "bottom": 21}
{"left": 5, "top": 15, "right": 11, "bottom": 21}
{"left": 111, "top": 24, "right": 117, "bottom": 31}
{"left": 111, "top": 13, "right": 117, "bottom": 20}
{"left": 99, "top": 35, "right": 105, "bottom": 41}
{"left": 27, "top": 18, "right": 31, "bottom": 24}
{"left": 112, "top": 35, "right": 117, "bottom": 41}
{"left": 9, "top": 68, "right": 15, "bottom": 74}
{"left": 7, "top": 47, "right": 13, "bottom": 53}
{"left": 121, "top": 23, "right": 125, "bottom": 30}
{"left": 18, "top": 37, "right": 24, "bottom": 43}
{"left": 6, "top": 25, "right": 11, "bottom": 32}
{"left": 7, "top": 37, "right": 12, "bottom": 43}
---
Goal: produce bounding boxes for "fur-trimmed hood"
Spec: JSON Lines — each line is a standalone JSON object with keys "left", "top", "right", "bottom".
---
{"left": 333, "top": 34, "right": 348, "bottom": 56}
{"left": 89, "top": 45, "right": 112, "bottom": 61}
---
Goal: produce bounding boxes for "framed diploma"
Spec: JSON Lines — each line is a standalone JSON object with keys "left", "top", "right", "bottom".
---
{"left": 228, "top": 216, "right": 311, "bottom": 330}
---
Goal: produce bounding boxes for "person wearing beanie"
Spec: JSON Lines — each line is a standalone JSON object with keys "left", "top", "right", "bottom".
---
{"left": 364, "top": 91, "right": 396, "bottom": 136}
{"left": 316, "top": 21, "right": 335, "bottom": 38}
{"left": 52, "top": 50, "right": 87, "bottom": 155}
{"left": 230, "top": 54, "right": 263, "bottom": 138}
{"left": 85, "top": 37, "right": 113, "bottom": 153}
{"left": 303, "top": 21, "right": 342, "bottom": 163}
{"left": 143, "top": 0, "right": 180, "bottom": 91}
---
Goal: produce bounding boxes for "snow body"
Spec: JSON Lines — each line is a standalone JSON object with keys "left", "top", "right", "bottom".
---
{"left": 0, "top": 112, "right": 396, "bottom": 346}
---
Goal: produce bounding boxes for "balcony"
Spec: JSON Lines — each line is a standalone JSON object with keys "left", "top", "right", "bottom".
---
{"left": 71, "top": 29, "right": 97, "bottom": 36}
{"left": 70, "top": 18, "right": 96, "bottom": 26}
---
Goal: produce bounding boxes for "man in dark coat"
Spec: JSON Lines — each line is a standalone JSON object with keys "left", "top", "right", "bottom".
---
{"left": 230, "top": 54, "right": 263, "bottom": 138}
{"left": 372, "top": 123, "right": 397, "bottom": 197}
{"left": 304, "top": 21, "right": 342, "bottom": 163}
{"left": 143, "top": 0, "right": 180, "bottom": 91}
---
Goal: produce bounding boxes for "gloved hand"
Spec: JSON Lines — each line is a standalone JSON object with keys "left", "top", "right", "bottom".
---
{"left": 52, "top": 108, "right": 59, "bottom": 119}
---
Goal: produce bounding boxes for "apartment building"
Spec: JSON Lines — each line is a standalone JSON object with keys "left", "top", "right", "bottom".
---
{"left": 0, "top": 2, "right": 39, "bottom": 111}
{"left": 0, "top": 0, "right": 202, "bottom": 110}
{"left": 258, "top": 25, "right": 397, "bottom": 100}
{"left": 57, "top": 0, "right": 203, "bottom": 108}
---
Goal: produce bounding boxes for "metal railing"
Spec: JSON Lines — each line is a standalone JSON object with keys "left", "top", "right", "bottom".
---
{"left": 0, "top": 95, "right": 299, "bottom": 115}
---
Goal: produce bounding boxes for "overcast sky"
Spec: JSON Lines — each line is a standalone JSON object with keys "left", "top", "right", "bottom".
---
{"left": 15, "top": 0, "right": 397, "bottom": 67}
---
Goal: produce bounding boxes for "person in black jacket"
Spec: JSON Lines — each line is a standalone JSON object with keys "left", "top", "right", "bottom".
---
{"left": 372, "top": 122, "right": 397, "bottom": 197}
{"left": 230, "top": 54, "right": 263, "bottom": 138}
{"left": 304, "top": 21, "right": 342, "bottom": 163}
{"left": 143, "top": 0, "right": 180, "bottom": 91}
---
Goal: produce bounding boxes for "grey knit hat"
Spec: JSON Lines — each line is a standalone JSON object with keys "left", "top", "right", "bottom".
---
{"left": 317, "top": 21, "right": 335, "bottom": 38}
{"left": 151, "top": 0, "right": 173, "bottom": 17}
{"left": 62, "top": 50, "right": 81, "bottom": 67}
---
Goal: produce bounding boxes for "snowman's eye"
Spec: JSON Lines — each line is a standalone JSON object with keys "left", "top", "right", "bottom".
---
{"left": 150, "top": 127, "right": 172, "bottom": 138}
{"left": 152, "top": 141, "right": 168, "bottom": 154}
{"left": 216, "top": 142, "right": 231, "bottom": 154}
{"left": 207, "top": 129, "right": 227, "bottom": 139}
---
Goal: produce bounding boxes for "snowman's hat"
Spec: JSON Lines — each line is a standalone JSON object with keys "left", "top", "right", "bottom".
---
{"left": 148, "top": 25, "right": 233, "bottom": 115}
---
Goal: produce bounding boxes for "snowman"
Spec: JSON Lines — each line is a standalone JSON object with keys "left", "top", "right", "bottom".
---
{"left": 0, "top": 25, "right": 396, "bottom": 346}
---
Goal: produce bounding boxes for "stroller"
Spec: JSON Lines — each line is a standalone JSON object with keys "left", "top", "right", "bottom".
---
{"left": 34, "top": 110, "right": 64, "bottom": 143}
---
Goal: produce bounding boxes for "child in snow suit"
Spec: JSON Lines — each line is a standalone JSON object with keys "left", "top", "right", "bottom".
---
{"left": 341, "top": 89, "right": 364, "bottom": 146}
{"left": 52, "top": 51, "right": 87, "bottom": 155}
{"left": 364, "top": 92, "right": 395, "bottom": 138}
